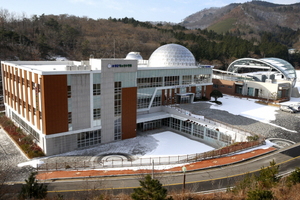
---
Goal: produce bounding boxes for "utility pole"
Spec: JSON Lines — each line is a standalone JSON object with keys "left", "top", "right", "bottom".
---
{"left": 152, "top": 160, "right": 154, "bottom": 179}
{"left": 182, "top": 166, "right": 187, "bottom": 193}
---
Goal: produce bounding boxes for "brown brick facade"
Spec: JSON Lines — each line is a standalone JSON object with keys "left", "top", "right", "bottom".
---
{"left": 212, "top": 79, "right": 236, "bottom": 95}
{"left": 121, "top": 87, "right": 137, "bottom": 139}
{"left": 41, "top": 75, "right": 68, "bottom": 135}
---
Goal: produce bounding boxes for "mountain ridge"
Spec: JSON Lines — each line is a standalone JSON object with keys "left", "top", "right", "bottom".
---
{"left": 181, "top": 1, "right": 300, "bottom": 36}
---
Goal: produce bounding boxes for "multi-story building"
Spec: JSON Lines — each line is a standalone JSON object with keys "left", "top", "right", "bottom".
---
{"left": 1, "top": 44, "right": 224, "bottom": 155}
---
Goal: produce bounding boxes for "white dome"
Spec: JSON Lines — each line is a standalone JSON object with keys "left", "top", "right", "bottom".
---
{"left": 125, "top": 52, "right": 143, "bottom": 60}
{"left": 148, "top": 44, "right": 196, "bottom": 67}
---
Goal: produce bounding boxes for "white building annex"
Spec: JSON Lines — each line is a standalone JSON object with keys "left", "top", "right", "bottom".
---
{"left": 213, "top": 57, "right": 297, "bottom": 101}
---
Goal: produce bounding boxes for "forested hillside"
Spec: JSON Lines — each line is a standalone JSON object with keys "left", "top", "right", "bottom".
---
{"left": 0, "top": 9, "right": 300, "bottom": 69}
{"left": 182, "top": 1, "right": 300, "bottom": 42}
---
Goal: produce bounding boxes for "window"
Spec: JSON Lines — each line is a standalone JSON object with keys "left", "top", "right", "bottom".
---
{"left": 114, "top": 118, "right": 121, "bottom": 140}
{"left": 182, "top": 75, "right": 192, "bottom": 85}
{"left": 114, "top": 82, "right": 121, "bottom": 116}
{"left": 235, "top": 85, "right": 243, "bottom": 94}
{"left": 137, "top": 77, "right": 163, "bottom": 88}
{"left": 152, "top": 96, "right": 161, "bottom": 107}
{"left": 193, "top": 125, "right": 205, "bottom": 139}
{"left": 206, "top": 129, "right": 218, "bottom": 140}
{"left": 164, "top": 76, "right": 179, "bottom": 86}
{"left": 247, "top": 87, "right": 254, "bottom": 96}
{"left": 181, "top": 121, "right": 192, "bottom": 134}
{"left": 137, "top": 96, "right": 151, "bottom": 109}
{"left": 219, "top": 133, "right": 231, "bottom": 143}
{"left": 194, "top": 74, "right": 210, "bottom": 83}
{"left": 68, "top": 112, "right": 72, "bottom": 124}
{"left": 11, "top": 112, "right": 40, "bottom": 142}
{"left": 77, "top": 130, "right": 101, "bottom": 148}
{"left": 93, "top": 84, "right": 101, "bottom": 95}
{"left": 93, "top": 108, "right": 101, "bottom": 120}
{"left": 67, "top": 86, "right": 71, "bottom": 98}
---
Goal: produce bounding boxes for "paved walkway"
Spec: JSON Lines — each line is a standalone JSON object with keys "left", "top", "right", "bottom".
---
{"left": 36, "top": 147, "right": 276, "bottom": 180}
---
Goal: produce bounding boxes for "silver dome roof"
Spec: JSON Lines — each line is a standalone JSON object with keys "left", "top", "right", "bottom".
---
{"left": 125, "top": 52, "right": 143, "bottom": 60}
{"left": 148, "top": 44, "right": 196, "bottom": 67}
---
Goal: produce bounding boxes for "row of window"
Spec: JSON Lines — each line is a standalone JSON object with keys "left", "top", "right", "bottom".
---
{"left": 137, "top": 96, "right": 161, "bottom": 109}
{"left": 114, "top": 82, "right": 122, "bottom": 117}
{"left": 140, "top": 120, "right": 162, "bottom": 131}
{"left": 114, "top": 118, "right": 121, "bottom": 140}
{"left": 4, "top": 72, "right": 41, "bottom": 90}
{"left": 11, "top": 112, "right": 40, "bottom": 142}
{"left": 137, "top": 75, "right": 211, "bottom": 89}
{"left": 137, "top": 77, "right": 163, "bottom": 88}
{"left": 77, "top": 129, "right": 101, "bottom": 148}
{"left": 67, "top": 83, "right": 102, "bottom": 98}
{"left": 162, "top": 117, "right": 231, "bottom": 143}
{"left": 68, "top": 108, "right": 102, "bottom": 125}
{"left": 5, "top": 91, "right": 41, "bottom": 118}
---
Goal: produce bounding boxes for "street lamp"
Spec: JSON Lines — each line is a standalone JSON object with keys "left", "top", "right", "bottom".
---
{"left": 182, "top": 166, "right": 187, "bottom": 193}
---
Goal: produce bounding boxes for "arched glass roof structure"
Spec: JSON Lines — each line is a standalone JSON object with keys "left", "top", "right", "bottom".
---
{"left": 227, "top": 58, "right": 297, "bottom": 87}
{"left": 148, "top": 43, "right": 196, "bottom": 67}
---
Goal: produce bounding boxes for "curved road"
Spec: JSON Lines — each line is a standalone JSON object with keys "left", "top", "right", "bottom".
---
{"left": 6, "top": 144, "right": 299, "bottom": 199}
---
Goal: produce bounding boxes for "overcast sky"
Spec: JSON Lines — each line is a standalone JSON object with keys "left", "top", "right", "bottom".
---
{"left": 1, "top": 0, "right": 299, "bottom": 23}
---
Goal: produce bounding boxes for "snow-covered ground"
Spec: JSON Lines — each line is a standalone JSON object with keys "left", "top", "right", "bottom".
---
{"left": 141, "top": 132, "right": 214, "bottom": 157}
{"left": 210, "top": 96, "right": 278, "bottom": 123}
{"left": 18, "top": 131, "right": 275, "bottom": 170}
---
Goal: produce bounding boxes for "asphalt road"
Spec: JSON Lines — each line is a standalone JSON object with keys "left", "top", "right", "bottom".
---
{"left": 5, "top": 144, "right": 299, "bottom": 199}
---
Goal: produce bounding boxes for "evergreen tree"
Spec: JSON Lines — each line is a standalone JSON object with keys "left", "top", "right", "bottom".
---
{"left": 247, "top": 189, "right": 273, "bottom": 200}
{"left": 18, "top": 172, "right": 47, "bottom": 199}
{"left": 255, "top": 160, "right": 279, "bottom": 189}
{"left": 210, "top": 90, "right": 223, "bottom": 102}
{"left": 131, "top": 174, "right": 173, "bottom": 200}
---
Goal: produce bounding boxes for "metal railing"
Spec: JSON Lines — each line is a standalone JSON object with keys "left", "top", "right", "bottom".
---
{"left": 36, "top": 140, "right": 263, "bottom": 171}
{"left": 165, "top": 105, "right": 253, "bottom": 137}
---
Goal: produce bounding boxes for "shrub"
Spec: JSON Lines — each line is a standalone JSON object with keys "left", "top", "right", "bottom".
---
{"left": 287, "top": 167, "right": 300, "bottom": 186}
{"left": 0, "top": 115, "right": 45, "bottom": 158}
{"left": 247, "top": 189, "right": 273, "bottom": 200}
{"left": 131, "top": 175, "right": 173, "bottom": 200}
{"left": 65, "top": 165, "right": 72, "bottom": 169}
{"left": 247, "top": 135, "right": 259, "bottom": 141}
